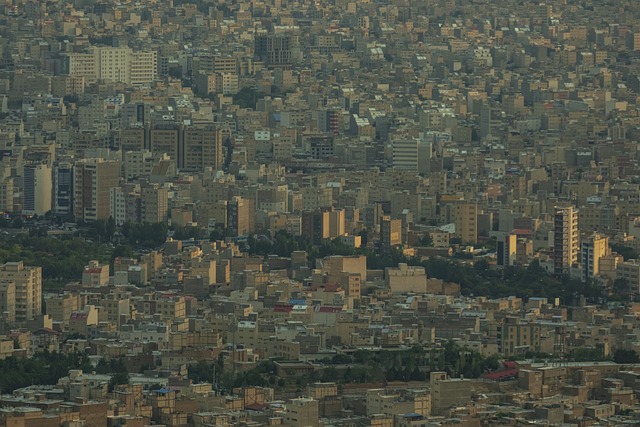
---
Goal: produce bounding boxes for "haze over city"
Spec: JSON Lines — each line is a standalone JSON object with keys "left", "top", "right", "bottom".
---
{"left": 1, "top": 0, "right": 640, "bottom": 426}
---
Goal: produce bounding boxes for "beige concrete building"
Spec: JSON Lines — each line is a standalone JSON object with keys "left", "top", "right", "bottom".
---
{"left": 581, "top": 233, "right": 610, "bottom": 281}
{"left": 308, "top": 382, "right": 338, "bottom": 400}
{"left": 183, "top": 127, "right": 223, "bottom": 172}
{"left": 73, "top": 159, "right": 120, "bottom": 221}
{"left": 616, "top": 259, "right": 640, "bottom": 293}
{"left": 45, "top": 293, "right": 80, "bottom": 324}
{"left": 0, "top": 262, "right": 42, "bottom": 322}
{"left": 380, "top": 215, "right": 402, "bottom": 255}
{"left": 430, "top": 372, "right": 471, "bottom": 415}
{"left": 285, "top": 397, "right": 319, "bottom": 427}
{"left": 82, "top": 260, "right": 110, "bottom": 287}
{"left": 0, "top": 281, "right": 16, "bottom": 324}
{"left": 141, "top": 184, "right": 169, "bottom": 223}
{"left": 385, "top": 263, "right": 427, "bottom": 294}
{"left": 366, "top": 388, "right": 430, "bottom": 418}
{"left": 22, "top": 163, "right": 52, "bottom": 216}
{"left": 150, "top": 127, "right": 180, "bottom": 166}
{"left": 499, "top": 318, "right": 542, "bottom": 356}
{"left": 66, "top": 47, "right": 157, "bottom": 85}
{"left": 445, "top": 201, "right": 478, "bottom": 244}
{"left": 554, "top": 206, "right": 579, "bottom": 276}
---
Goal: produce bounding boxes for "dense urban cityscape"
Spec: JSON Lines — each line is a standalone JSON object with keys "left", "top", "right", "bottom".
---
{"left": 1, "top": 0, "right": 640, "bottom": 425}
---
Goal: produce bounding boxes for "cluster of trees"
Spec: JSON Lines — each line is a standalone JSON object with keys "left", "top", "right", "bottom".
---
{"left": 95, "top": 358, "right": 130, "bottom": 391}
{"left": 613, "top": 349, "right": 640, "bottom": 364}
{"left": 83, "top": 218, "right": 117, "bottom": 242}
{"left": 188, "top": 359, "right": 281, "bottom": 393}
{"left": 0, "top": 217, "right": 24, "bottom": 228}
{"left": 313, "top": 343, "right": 500, "bottom": 383}
{"left": 0, "top": 234, "right": 110, "bottom": 288}
{"left": 247, "top": 231, "right": 358, "bottom": 260}
{"left": 187, "top": 343, "right": 502, "bottom": 391}
{"left": 0, "top": 351, "right": 92, "bottom": 393}
{"left": 420, "top": 257, "right": 606, "bottom": 304}
{"left": 244, "top": 230, "right": 605, "bottom": 304}
{"left": 120, "top": 222, "right": 168, "bottom": 248}
{"left": 232, "top": 87, "right": 269, "bottom": 109}
{"left": 0, "top": 351, "right": 137, "bottom": 394}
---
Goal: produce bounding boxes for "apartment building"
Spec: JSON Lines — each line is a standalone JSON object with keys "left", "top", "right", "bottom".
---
{"left": 0, "top": 262, "right": 42, "bottom": 322}
{"left": 65, "top": 47, "right": 157, "bottom": 85}
{"left": 183, "top": 127, "right": 223, "bottom": 172}
{"left": 554, "top": 206, "right": 579, "bottom": 276}
{"left": 581, "top": 233, "right": 610, "bottom": 282}
{"left": 73, "top": 159, "right": 121, "bottom": 222}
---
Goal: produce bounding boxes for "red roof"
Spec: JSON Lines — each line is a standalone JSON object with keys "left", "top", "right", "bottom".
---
{"left": 482, "top": 369, "right": 518, "bottom": 381}
{"left": 274, "top": 304, "right": 293, "bottom": 313}
{"left": 323, "top": 283, "right": 342, "bottom": 292}
{"left": 70, "top": 312, "right": 89, "bottom": 320}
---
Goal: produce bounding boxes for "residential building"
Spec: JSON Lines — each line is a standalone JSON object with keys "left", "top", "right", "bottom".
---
{"left": 183, "top": 126, "right": 223, "bottom": 172}
{"left": 82, "top": 260, "right": 109, "bottom": 287}
{"left": 445, "top": 202, "right": 478, "bottom": 244}
{"left": 22, "top": 163, "right": 52, "bottom": 216}
{"left": 53, "top": 163, "right": 73, "bottom": 216}
{"left": 0, "top": 281, "right": 16, "bottom": 324}
{"left": 554, "top": 206, "right": 579, "bottom": 276}
{"left": 0, "top": 262, "right": 42, "bottom": 322}
{"left": 380, "top": 215, "right": 402, "bottom": 255}
{"left": 73, "top": 159, "right": 120, "bottom": 221}
{"left": 581, "top": 233, "right": 610, "bottom": 282}
{"left": 285, "top": 397, "right": 319, "bottom": 427}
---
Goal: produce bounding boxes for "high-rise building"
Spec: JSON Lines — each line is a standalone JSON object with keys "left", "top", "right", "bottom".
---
{"left": 53, "top": 163, "right": 73, "bottom": 216}
{"left": 553, "top": 206, "right": 579, "bottom": 276}
{"left": 581, "top": 233, "right": 610, "bottom": 282}
{"left": 0, "top": 176, "right": 13, "bottom": 213}
{"left": 0, "top": 262, "right": 42, "bottom": 322}
{"left": 257, "top": 185, "right": 289, "bottom": 213}
{"left": 254, "top": 33, "right": 302, "bottom": 67}
{"left": 73, "top": 159, "right": 120, "bottom": 221}
{"left": 183, "top": 126, "right": 223, "bottom": 172}
{"left": 110, "top": 187, "right": 127, "bottom": 226}
{"left": 22, "top": 163, "right": 52, "bottom": 216}
{"left": 392, "top": 138, "right": 418, "bottom": 172}
{"left": 65, "top": 47, "right": 157, "bottom": 85}
{"left": 380, "top": 215, "right": 402, "bottom": 255}
{"left": 227, "top": 196, "right": 253, "bottom": 237}
{"left": 616, "top": 259, "right": 640, "bottom": 294}
{"left": 302, "top": 208, "right": 330, "bottom": 245}
{"left": 392, "top": 138, "right": 432, "bottom": 174}
{"left": 0, "top": 281, "right": 15, "bottom": 324}
{"left": 150, "top": 125, "right": 180, "bottom": 168}
{"left": 141, "top": 184, "right": 169, "bottom": 224}
{"left": 328, "top": 208, "right": 345, "bottom": 238}
{"left": 119, "top": 127, "right": 146, "bottom": 152}
{"left": 446, "top": 202, "right": 478, "bottom": 245}
{"left": 130, "top": 51, "right": 158, "bottom": 85}
{"left": 97, "top": 46, "right": 130, "bottom": 83}
{"left": 317, "top": 109, "right": 341, "bottom": 135}
{"left": 497, "top": 233, "right": 517, "bottom": 267}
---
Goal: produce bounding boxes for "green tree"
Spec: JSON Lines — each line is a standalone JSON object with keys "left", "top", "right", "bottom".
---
{"left": 418, "top": 234, "right": 433, "bottom": 246}
{"left": 613, "top": 349, "right": 640, "bottom": 364}
{"left": 105, "top": 216, "right": 116, "bottom": 241}
{"left": 109, "top": 371, "right": 130, "bottom": 391}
